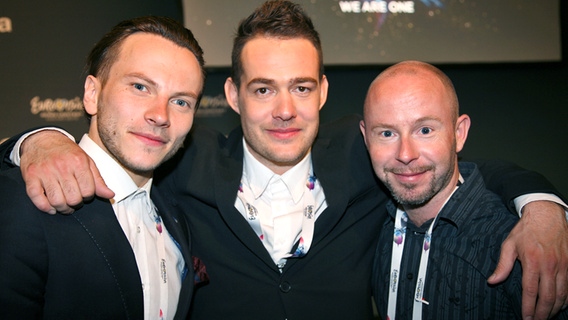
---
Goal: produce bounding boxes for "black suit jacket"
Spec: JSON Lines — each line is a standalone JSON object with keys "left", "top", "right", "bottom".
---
{"left": 157, "top": 115, "right": 387, "bottom": 319}
{"left": 155, "top": 114, "right": 565, "bottom": 320}
{"left": 0, "top": 166, "right": 193, "bottom": 319}
{"left": 1, "top": 117, "right": 564, "bottom": 320}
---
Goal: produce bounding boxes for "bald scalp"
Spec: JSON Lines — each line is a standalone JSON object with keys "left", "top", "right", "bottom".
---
{"left": 364, "top": 61, "right": 460, "bottom": 123}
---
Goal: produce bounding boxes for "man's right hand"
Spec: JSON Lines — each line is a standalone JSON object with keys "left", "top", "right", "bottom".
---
{"left": 20, "top": 131, "right": 114, "bottom": 214}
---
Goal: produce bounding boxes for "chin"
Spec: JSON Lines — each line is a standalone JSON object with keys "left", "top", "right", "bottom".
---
{"left": 127, "top": 157, "right": 161, "bottom": 171}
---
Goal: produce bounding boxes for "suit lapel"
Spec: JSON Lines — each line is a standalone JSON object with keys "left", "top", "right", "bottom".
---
{"left": 214, "top": 126, "right": 356, "bottom": 271}
{"left": 214, "top": 128, "right": 279, "bottom": 270}
{"left": 72, "top": 198, "right": 144, "bottom": 319}
{"left": 310, "top": 132, "right": 351, "bottom": 244}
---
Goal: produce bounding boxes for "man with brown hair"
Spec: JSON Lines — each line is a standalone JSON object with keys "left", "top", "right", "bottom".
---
{"left": 0, "top": 16, "right": 205, "bottom": 319}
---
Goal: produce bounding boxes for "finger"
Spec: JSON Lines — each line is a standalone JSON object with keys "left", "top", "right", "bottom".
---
{"left": 521, "top": 264, "right": 539, "bottom": 319}
{"left": 74, "top": 163, "right": 97, "bottom": 201}
{"left": 26, "top": 174, "right": 75, "bottom": 214}
{"left": 89, "top": 160, "right": 114, "bottom": 199}
{"left": 25, "top": 179, "right": 56, "bottom": 214}
{"left": 59, "top": 173, "right": 88, "bottom": 208}
{"left": 559, "top": 253, "right": 568, "bottom": 309}
{"left": 488, "top": 240, "right": 517, "bottom": 284}
{"left": 549, "top": 267, "right": 568, "bottom": 318}
{"left": 534, "top": 271, "right": 557, "bottom": 320}
{"left": 44, "top": 176, "right": 77, "bottom": 214}
{"left": 47, "top": 151, "right": 96, "bottom": 207}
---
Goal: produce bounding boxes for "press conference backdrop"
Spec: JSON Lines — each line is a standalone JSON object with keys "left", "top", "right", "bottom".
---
{"left": 1, "top": 0, "right": 567, "bottom": 196}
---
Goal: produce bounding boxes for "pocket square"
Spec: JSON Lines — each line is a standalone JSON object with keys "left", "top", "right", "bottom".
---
{"left": 193, "top": 256, "right": 210, "bottom": 286}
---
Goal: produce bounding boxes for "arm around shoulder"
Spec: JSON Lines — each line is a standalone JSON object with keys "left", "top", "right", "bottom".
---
{"left": 475, "top": 158, "right": 567, "bottom": 212}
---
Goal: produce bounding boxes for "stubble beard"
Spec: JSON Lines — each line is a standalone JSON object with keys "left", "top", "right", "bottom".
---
{"left": 383, "top": 156, "right": 456, "bottom": 209}
{"left": 96, "top": 102, "right": 182, "bottom": 177}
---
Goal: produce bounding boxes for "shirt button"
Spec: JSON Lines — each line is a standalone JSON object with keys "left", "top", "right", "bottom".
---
{"left": 279, "top": 282, "right": 292, "bottom": 293}
{"left": 137, "top": 226, "right": 141, "bottom": 233}
{"left": 406, "top": 273, "right": 413, "bottom": 280}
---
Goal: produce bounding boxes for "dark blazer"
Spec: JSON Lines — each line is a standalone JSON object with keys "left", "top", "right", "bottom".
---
{"left": 1, "top": 117, "right": 563, "bottom": 320}
{"left": 0, "top": 166, "right": 193, "bottom": 319}
{"left": 155, "top": 114, "right": 565, "bottom": 320}
{"left": 157, "top": 115, "right": 387, "bottom": 320}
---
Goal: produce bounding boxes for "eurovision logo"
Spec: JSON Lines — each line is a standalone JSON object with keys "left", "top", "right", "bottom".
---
{"left": 30, "top": 96, "right": 84, "bottom": 122}
{"left": 196, "top": 94, "right": 231, "bottom": 117}
{"left": 0, "top": 17, "right": 12, "bottom": 33}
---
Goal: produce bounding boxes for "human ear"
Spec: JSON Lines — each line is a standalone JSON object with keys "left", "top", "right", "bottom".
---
{"left": 224, "top": 77, "right": 240, "bottom": 115}
{"left": 455, "top": 114, "right": 471, "bottom": 153}
{"left": 359, "top": 120, "right": 368, "bottom": 145}
{"left": 318, "top": 75, "right": 329, "bottom": 110}
{"left": 83, "top": 75, "right": 100, "bottom": 117}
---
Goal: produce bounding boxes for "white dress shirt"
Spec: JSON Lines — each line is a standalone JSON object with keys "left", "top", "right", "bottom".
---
{"left": 235, "top": 139, "right": 327, "bottom": 268}
{"left": 79, "top": 135, "right": 184, "bottom": 320}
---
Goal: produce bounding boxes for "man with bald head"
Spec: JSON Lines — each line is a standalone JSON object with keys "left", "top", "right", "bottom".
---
{"left": 360, "top": 61, "right": 568, "bottom": 319}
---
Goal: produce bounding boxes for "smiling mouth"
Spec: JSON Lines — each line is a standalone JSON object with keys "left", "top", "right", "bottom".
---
{"left": 395, "top": 171, "right": 425, "bottom": 177}
{"left": 132, "top": 132, "right": 168, "bottom": 146}
{"left": 387, "top": 166, "right": 433, "bottom": 182}
{"left": 267, "top": 128, "right": 301, "bottom": 139}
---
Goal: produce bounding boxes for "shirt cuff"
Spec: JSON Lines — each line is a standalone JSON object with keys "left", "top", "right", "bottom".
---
{"left": 10, "top": 128, "right": 75, "bottom": 166}
{"left": 514, "top": 193, "right": 568, "bottom": 221}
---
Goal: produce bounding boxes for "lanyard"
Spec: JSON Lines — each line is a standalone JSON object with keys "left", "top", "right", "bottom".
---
{"left": 387, "top": 180, "right": 461, "bottom": 320}
{"left": 387, "top": 209, "right": 437, "bottom": 320}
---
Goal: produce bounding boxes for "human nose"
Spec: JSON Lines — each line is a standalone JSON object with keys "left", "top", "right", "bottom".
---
{"left": 272, "top": 92, "right": 297, "bottom": 121}
{"left": 396, "top": 135, "right": 419, "bottom": 164}
{"left": 145, "top": 99, "right": 170, "bottom": 127}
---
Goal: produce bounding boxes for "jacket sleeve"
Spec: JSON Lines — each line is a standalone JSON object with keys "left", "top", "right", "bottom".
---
{"left": 474, "top": 158, "right": 566, "bottom": 213}
{"left": 0, "top": 134, "right": 19, "bottom": 170}
{"left": 0, "top": 126, "right": 67, "bottom": 170}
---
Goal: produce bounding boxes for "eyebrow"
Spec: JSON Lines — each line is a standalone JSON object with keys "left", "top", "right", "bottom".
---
{"left": 126, "top": 72, "right": 199, "bottom": 99}
{"left": 414, "top": 116, "right": 443, "bottom": 124}
{"left": 247, "top": 77, "right": 318, "bottom": 87}
{"left": 371, "top": 116, "right": 443, "bottom": 129}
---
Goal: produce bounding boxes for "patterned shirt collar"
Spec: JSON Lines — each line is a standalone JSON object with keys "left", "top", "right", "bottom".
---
{"left": 78, "top": 134, "right": 153, "bottom": 203}
{"left": 241, "top": 138, "right": 312, "bottom": 204}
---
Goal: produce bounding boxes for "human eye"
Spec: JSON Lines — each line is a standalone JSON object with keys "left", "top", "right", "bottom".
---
{"left": 293, "top": 84, "right": 314, "bottom": 97}
{"left": 133, "top": 83, "right": 148, "bottom": 92}
{"left": 419, "top": 127, "right": 432, "bottom": 135}
{"left": 255, "top": 87, "right": 270, "bottom": 95}
{"left": 171, "top": 98, "right": 194, "bottom": 110}
{"left": 380, "top": 130, "right": 394, "bottom": 138}
{"left": 251, "top": 86, "right": 276, "bottom": 100}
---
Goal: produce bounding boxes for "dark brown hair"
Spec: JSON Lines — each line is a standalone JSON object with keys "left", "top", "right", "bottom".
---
{"left": 231, "top": 0, "right": 324, "bottom": 88}
{"left": 86, "top": 16, "right": 206, "bottom": 106}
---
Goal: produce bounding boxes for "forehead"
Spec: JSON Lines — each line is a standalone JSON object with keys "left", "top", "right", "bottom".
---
{"left": 368, "top": 72, "right": 451, "bottom": 122}
{"left": 115, "top": 33, "right": 186, "bottom": 65}
{"left": 240, "top": 36, "right": 320, "bottom": 82}
{"left": 110, "top": 33, "right": 203, "bottom": 91}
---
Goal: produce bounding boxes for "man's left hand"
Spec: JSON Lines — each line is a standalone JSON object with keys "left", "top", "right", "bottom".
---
{"left": 489, "top": 200, "right": 568, "bottom": 320}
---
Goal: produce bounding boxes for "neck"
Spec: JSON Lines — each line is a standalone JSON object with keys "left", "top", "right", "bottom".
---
{"left": 403, "top": 168, "right": 460, "bottom": 228}
{"left": 404, "top": 210, "right": 436, "bottom": 228}
{"left": 128, "top": 171, "right": 152, "bottom": 188}
{"left": 243, "top": 140, "right": 310, "bottom": 176}
{"left": 86, "top": 132, "right": 153, "bottom": 188}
